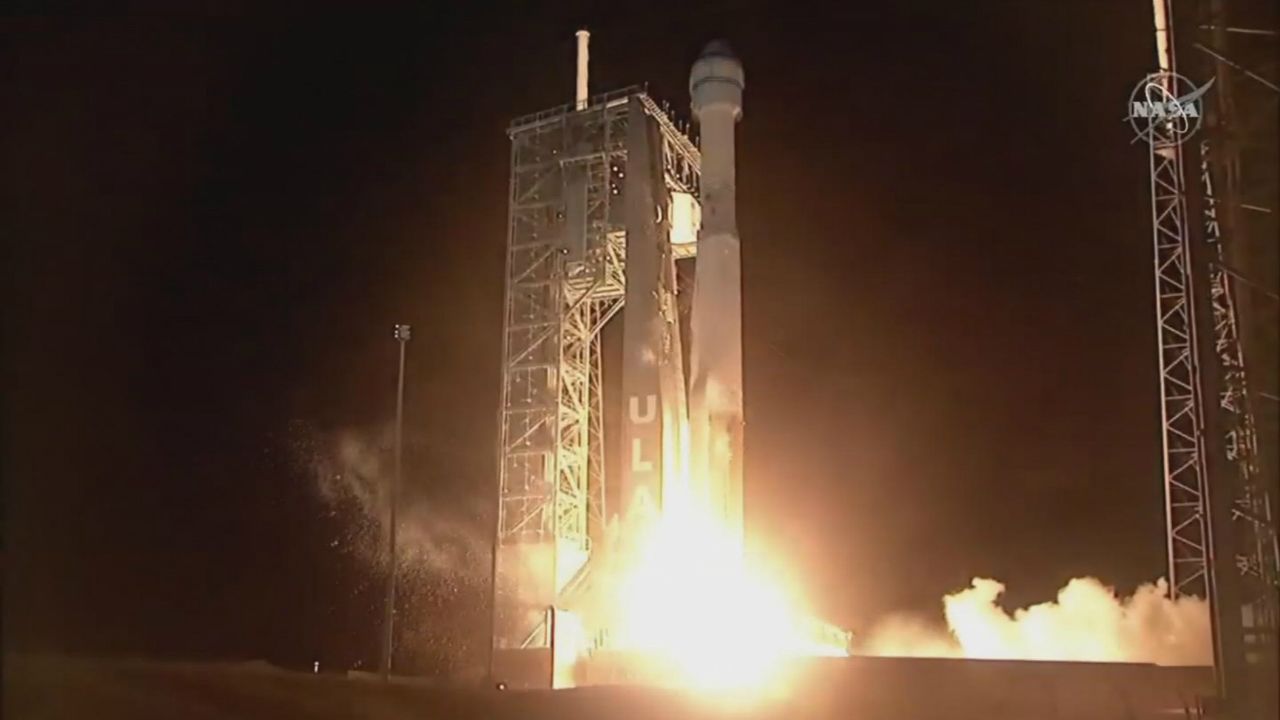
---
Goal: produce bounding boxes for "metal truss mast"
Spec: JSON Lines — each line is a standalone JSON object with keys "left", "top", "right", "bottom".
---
{"left": 1145, "top": 0, "right": 1216, "bottom": 603}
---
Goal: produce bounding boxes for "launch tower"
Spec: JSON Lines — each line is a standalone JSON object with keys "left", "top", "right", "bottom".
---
{"left": 491, "top": 33, "right": 704, "bottom": 683}
{"left": 1142, "top": 0, "right": 1278, "bottom": 716}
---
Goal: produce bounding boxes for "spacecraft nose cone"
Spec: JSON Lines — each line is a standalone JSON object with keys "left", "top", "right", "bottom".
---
{"left": 700, "top": 39, "right": 736, "bottom": 60}
{"left": 690, "top": 38, "right": 744, "bottom": 116}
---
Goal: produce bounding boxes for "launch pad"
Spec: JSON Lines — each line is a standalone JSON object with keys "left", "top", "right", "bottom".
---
{"left": 490, "top": 16, "right": 1275, "bottom": 712}
{"left": 491, "top": 37, "right": 849, "bottom": 689}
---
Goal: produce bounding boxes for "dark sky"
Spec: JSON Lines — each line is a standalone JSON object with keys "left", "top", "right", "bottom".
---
{"left": 5, "top": 2, "right": 1170, "bottom": 673}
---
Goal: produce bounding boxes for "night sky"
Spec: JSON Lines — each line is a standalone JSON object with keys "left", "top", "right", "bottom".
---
{"left": 5, "top": 3, "right": 1172, "bottom": 674}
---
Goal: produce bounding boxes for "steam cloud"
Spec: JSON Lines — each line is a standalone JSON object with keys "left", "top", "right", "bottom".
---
{"left": 299, "top": 423, "right": 488, "bottom": 578}
{"left": 861, "top": 577, "right": 1211, "bottom": 666}
{"left": 288, "top": 422, "right": 492, "bottom": 674}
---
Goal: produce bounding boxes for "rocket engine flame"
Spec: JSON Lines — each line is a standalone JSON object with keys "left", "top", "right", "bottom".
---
{"left": 574, "top": 472, "right": 848, "bottom": 694}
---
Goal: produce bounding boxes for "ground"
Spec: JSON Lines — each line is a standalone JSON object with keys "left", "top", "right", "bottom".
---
{"left": 5, "top": 655, "right": 726, "bottom": 720}
{"left": 5, "top": 654, "right": 1212, "bottom": 720}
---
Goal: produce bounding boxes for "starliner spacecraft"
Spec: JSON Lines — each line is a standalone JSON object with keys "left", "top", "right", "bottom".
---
{"left": 491, "top": 35, "right": 751, "bottom": 685}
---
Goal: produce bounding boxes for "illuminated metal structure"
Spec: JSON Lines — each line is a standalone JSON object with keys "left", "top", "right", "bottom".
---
{"left": 1143, "top": 0, "right": 1278, "bottom": 715}
{"left": 1191, "top": 0, "right": 1279, "bottom": 716}
{"left": 491, "top": 31, "right": 702, "bottom": 679}
{"left": 1145, "top": 0, "right": 1215, "bottom": 616}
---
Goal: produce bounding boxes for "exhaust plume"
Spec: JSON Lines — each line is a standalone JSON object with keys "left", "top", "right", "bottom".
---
{"left": 861, "top": 576, "right": 1211, "bottom": 666}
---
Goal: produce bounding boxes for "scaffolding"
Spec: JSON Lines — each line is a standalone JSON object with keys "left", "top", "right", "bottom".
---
{"left": 1144, "top": 0, "right": 1278, "bottom": 715}
{"left": 1191, "top": 0, "right": 1279, "bottom": 715}
{"left": 492, "top": 86, "right": 700, "bottom": 657}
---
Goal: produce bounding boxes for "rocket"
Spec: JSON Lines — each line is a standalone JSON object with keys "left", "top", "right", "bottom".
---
{"left": 618, "top": 95, "right": 688, "bottom": 527}
{"left": 688, "top": 41, "right": 746, "bottom": 544}
{"left": 616, "top": 40, "right": 745, "bottom": 542}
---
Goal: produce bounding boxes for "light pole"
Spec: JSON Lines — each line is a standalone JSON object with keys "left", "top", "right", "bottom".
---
{"left": 383, "top": 323, "right": 411, "bottom": 680}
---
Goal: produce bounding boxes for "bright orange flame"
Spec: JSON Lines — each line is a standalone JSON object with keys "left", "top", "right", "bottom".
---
{"left": 597, "top": 499, "right": 848, "bottom": 694}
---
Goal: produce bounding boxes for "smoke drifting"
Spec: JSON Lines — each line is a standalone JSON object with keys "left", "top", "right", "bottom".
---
{"left": 292, "top": 422, "right": 492, "bottom": 674}
{"left": 861, "top": 577, "right": 1211, "bottom": 666}
{"left": 305, "top": 426, "right": 487, "bottom": 576}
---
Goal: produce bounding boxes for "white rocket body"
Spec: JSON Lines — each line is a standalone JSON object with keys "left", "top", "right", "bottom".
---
{"left": 688, "top": 41, "right": 745, "bottom": 543}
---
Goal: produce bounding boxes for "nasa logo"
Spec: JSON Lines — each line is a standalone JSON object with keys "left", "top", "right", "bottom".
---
{"left": 1126, "top": 72, "right": 1215, "bottom": 145}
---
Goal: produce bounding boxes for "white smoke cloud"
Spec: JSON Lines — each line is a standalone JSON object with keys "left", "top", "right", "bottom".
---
{"left": 304, "top": 425, "right": 487, "bottom": 577}
{"left": 861, "top": 577, "right": 1211, "bottom": 666}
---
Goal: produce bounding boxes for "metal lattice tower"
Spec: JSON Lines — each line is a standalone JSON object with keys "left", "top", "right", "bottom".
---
{"left": 1144, "top": 0, "right": 1278, "bottom": 714}
{"left": 1190, "top": 0, "right": 1280, "bottom": 713}
{"left": 1148, "top": 127, "right": 1215, "bottom": 601}
{"left": 494, "top": 88, "right": 631, "bottom": 652}
{"left": 492, "top": 86, "right": 701, "bottom": 656}
{"left": 1145, "top": 0, "right": 1216, "bottom": 603}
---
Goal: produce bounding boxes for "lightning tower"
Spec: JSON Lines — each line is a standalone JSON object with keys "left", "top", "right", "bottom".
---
{"left": 1142, "top": 1, "right": 1279, "bottom": 716}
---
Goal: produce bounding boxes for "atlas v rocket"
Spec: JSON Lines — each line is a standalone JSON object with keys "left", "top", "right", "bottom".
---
{"left": 618, "top": 41, "right": 745, "bottom": 542}
{"left": 688, "top": 42, "right": 746, "bottom": 542}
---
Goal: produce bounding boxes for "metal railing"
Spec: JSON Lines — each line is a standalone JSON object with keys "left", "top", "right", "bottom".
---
{"left": 509, "top": 84, "right": 646, "bottom": 133}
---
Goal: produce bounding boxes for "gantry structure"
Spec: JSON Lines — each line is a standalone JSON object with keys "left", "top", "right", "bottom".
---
{"left": 492, "top": 85, "right": 701, "bottom": 658}
{"left": 1143, "top": 0, "right": 1278, "bottom": 716}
